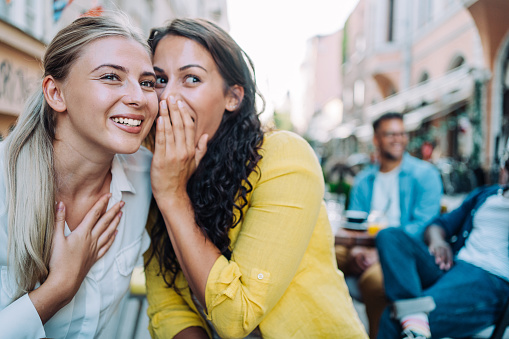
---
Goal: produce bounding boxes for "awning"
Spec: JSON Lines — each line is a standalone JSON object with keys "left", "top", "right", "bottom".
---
{"left": 354, "top": 66, "right": 475, "bottom": 138}
{"left": 354, "top": 124, "right": 374, "bottom": 142}
{"left": 404, "top": 79, "right": 474, "bottom": 131}
{"left": 330, "top": 123, "right": 355, "bottom": 139}
{"left": 365, "top": 66, "right": 475, "bottom": 123}
{"left": 403, "top": 104, "right": 441, "bottom": 131}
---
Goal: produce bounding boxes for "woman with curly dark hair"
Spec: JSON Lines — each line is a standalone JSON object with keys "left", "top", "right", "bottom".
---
{"left": 145, "top": 18, "right": 367, "bottom": 339}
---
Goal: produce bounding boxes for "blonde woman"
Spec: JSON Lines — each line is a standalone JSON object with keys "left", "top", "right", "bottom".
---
{"left": 0, "top": 14, "right": 158, "bottom": 338}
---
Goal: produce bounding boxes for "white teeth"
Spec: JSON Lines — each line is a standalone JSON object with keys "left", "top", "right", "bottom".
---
{"left": 112, "top": 117, "right": 142, "bottom": 127}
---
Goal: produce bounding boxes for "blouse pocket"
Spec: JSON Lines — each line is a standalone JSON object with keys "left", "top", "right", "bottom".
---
{"left": 112, "top": 235, "right": 147, "bottom": 307}
{"left": 115, "top": 235, "right": 144, "bottom": 277}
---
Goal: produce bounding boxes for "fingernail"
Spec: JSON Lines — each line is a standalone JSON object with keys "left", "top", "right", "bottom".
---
{"left": 57, "top": 201, "right": 64, "bottom": 211}
{"left": 158, "top": 116, "right": 163, "bottom": 125}
{"left": 117, "top": 211, "right": 123, "bottom": 218}
{"left": 160, "top": 100, "right": 167, "bottom": 109}
{"left": 169, "top": 96, "right": 176, "bottom": 104}
{"left": 120, "top": 201, "right": 125, "bottom": 208}
{"left": 177, "top": 100, "right": 184, "bottom": 108}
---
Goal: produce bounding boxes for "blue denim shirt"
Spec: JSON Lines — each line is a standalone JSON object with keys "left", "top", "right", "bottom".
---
{"left": 348, "top": 153, "right": 443, "bottom": 238}
{"left": 430, "top": 184, "right": 501, "bottom": 255}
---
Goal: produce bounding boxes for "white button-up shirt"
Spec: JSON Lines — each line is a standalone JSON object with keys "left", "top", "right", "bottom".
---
{"left": 0, "top": 143, "right": 153, "bottom": 338}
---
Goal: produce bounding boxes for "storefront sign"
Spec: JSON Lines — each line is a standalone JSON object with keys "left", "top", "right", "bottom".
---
{"left": 0, "top": 56, "right": 41, "bottom": 117}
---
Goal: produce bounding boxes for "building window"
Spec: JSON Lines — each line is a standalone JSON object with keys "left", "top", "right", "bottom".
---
{"left": 354, "top": 80, "right": 365, "bottom": 107}
{"left": 387, "top": 0, "right": 395, "bottom": 42}
{"left": 418, "top": 0, "right": 433, "bottom": 28}
{"left": 504, "top": 60, "right": 509, "bottom": 89}
{"left": 448, "top": 55, "right": 465, "bottom": 71}
{"left": 25, "top": 0, "right": 35, "bottom": 34}
{"left": 343, "top": 88, "right": 353, "bottom": 110}
{"left": 0, "top": 0, "right": 10, "bottom": 21}
{"left": 418, "top": 71, "right": 430, "bottom": 84}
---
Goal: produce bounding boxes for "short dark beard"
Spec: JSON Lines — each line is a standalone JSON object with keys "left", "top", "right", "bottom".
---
{"left": 380, "top": 149, "right": 402, "bottom": 162}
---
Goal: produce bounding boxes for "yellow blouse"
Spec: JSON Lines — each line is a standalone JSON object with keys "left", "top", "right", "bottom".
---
{"left": 144, "top": 130, "right": 368, "bottom": 339}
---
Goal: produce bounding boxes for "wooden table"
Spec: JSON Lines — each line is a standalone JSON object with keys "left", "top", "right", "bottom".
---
{"left": 334, "top": 227, "right": 376, "bottom": 247}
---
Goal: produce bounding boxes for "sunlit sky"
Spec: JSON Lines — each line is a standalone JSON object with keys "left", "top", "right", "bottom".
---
{"left": 226, "top": 0, "right": 360, "bottom": 122}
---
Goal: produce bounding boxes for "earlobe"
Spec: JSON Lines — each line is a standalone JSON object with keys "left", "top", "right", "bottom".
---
{"left": 43, "top": 75, "right": 67, "bottom": 113}
{"left": 373, "top": 136, "right": 379, "bottom": 149}
{"left": 226, "top": 85, "right": 244, "bottom": 112}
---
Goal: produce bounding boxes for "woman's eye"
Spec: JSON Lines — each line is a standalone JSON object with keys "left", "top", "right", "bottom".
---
{"left": 101, "top": 73, "right": 120, "bottom": 81}
{"left": 184, "top": 75, "right": 200, "bottom": 84}
{"left": 156, "top": 76, "right": 167, "bottom": 84}
{"left": 141, "top": 80, "right": 155, "bottom": 88}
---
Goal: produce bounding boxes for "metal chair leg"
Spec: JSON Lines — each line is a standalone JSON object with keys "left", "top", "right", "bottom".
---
{"left": 131, "top": 297, "right": 144, "bottom": 339}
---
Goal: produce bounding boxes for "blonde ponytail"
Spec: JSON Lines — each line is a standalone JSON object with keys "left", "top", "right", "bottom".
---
{"left": 5, "top": 89, "right": 55, "bottom": 298}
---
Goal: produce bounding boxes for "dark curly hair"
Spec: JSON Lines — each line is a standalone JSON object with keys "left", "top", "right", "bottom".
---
{"left": 146, "top": 18, "right": 265, "bottom": 288}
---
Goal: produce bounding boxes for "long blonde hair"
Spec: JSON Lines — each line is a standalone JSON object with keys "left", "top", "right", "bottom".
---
{"left": 4, "top": 13, "right": 149, "bottom": 299}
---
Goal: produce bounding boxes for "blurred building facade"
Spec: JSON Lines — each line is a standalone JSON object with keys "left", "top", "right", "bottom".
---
{"left": 464, "top": 0, "right": 509, "bottom": 174}
{"left": 0, "top": 0, "right": 228, "bottom": 138}
{"left": 301, "top": 30, "right": 343, "bottom": 143}
{"left": 306, "top": 0, "right": 509, "bottom": 183}
{"left": 0, "top": 0, "right": 48, "bottom": 136}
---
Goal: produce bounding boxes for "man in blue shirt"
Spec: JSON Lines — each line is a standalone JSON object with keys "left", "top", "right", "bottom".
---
{"left": 376, "top": 149, "right": 509, "bottom": 339}
{"left": 336, "top": 112, "right": 443, "bottom": 338}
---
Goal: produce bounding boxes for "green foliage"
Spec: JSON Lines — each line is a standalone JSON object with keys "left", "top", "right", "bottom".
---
{"left": 273, "top": 111, "right": 293, "bottom": 131}
{"left": 342, "top": 20, "right": 349, "bottom": 65}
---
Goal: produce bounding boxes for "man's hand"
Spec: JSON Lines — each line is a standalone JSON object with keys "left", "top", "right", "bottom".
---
{"left": 425, "top": 225, "right": 453, "bottom": 271}
{"left": 347, "top": 246, "right": 379, "bottom": 276}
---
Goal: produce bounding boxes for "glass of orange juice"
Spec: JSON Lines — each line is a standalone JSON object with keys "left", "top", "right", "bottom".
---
{"left": 367, "top": 211, "right": 388, "bottom": 236}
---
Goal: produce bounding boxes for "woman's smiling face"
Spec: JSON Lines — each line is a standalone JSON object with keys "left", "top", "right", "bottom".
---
{"left": 54, "top": 36, "right": 158, "bottom": 156}
{"left": 152, "top": 35, "right": 239, "bottom": 143}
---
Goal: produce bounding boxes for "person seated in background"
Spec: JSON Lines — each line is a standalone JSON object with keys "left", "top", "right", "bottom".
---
{"left": 335, "top": 112, "right": 443, "bottom": 338}
{"left": 376, "top": 149, "right": 509, "bottom": 338}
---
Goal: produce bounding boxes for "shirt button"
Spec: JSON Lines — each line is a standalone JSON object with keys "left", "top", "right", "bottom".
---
{"left": 463, "top": 230, "right": 469, "bottom": 238}
{"left": 450, "top": 235, "right": 457, "bottom": 243}
{"left": 257, "top": 273, "right": 264, "bottom": 280}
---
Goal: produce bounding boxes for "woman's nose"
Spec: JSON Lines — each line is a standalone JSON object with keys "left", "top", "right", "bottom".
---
{"left": 123, "top": 81, "right": 147, "bottom": 107}
{"left": 158, "top": 82, "right": 178, "bottom": 102}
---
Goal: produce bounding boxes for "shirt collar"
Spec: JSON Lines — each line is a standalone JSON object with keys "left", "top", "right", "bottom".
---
{"left": 110, "top": 155, "right": 136, "bottom": 196}
{"left": 63, "top": 155, "right": 136, "bottom": 236}
{"left": 367, "top": 152, "right": 410, "bottom": 178}
{"left": 398, "top": 152, "right": 412, "bottom": 173}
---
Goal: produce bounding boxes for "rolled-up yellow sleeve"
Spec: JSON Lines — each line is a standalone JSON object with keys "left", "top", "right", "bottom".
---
{"left": 204, "top": 131, "right": 325, "bottom": 338}
{"left": 144, "top": 251, "right": 209, "bottom": 338}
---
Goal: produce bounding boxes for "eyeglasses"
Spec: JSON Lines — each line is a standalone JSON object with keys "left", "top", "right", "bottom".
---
{"left": 378, "top": 132, "right": 407, "bottom": 138}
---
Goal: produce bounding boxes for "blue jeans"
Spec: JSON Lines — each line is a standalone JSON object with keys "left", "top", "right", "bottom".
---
{"left": 376, "top": 227, "right": 509, "bottom": 339}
